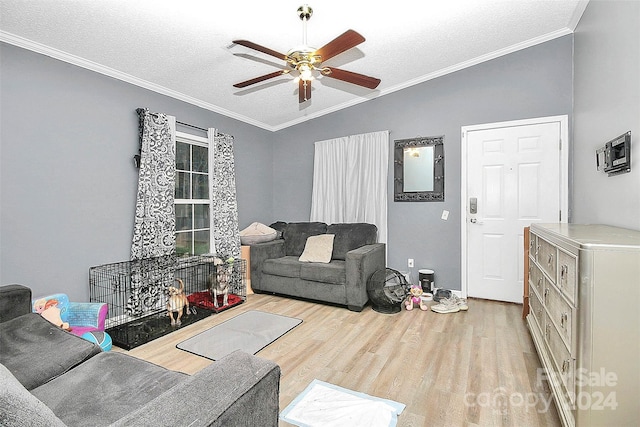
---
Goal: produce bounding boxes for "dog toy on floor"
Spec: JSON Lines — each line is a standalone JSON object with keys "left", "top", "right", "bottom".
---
{"left": 405, "top": 285, "right": 428, "bottom": 311}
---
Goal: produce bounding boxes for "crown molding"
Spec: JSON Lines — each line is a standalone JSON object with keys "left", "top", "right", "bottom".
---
{"left": 0, "top": 30, "right": 276, "bottom": 131}
{"left": 1, "top": 27, "right": 574, "bottom": 133}
{"left": 568, "top": 0, "right": 590, "bottom": 31}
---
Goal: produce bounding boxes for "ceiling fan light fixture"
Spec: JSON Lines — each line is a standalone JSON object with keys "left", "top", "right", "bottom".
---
{"left": 299, "top": 63, "right": 314, "bottom": 81}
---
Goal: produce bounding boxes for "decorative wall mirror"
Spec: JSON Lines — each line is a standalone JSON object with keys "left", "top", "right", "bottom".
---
{"left": 394, "top": 136, "right": 444, "bottom": 201}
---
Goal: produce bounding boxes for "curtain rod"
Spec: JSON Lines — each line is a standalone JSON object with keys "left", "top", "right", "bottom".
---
{"left": 142, "top": 110, "right": 223, "bottom": 136}
{"left": 176, "top": 121, "right": 208, "bottom": 133}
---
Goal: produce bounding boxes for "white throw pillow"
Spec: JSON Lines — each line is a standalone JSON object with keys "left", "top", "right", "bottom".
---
{"left": 298, "top": 234, "right": 335, "bottom": 263}
{"left": 239, "top": 222, "right": 278, "bottom": 245}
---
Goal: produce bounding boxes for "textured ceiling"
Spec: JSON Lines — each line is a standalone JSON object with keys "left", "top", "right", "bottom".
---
{"left": 0, "top": 0, "right": 588, "bottom": 131}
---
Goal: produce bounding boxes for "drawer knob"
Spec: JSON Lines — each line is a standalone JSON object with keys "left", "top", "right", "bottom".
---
{"left": 560, "top": 265, "right": 568, "bottom": 282}
{"left": 560, "top": 312, "right": 568, "bottom": 328}
{"left": 547, "top": 253, "right": 554, "bottom": 266}
{"left": 562, "top": 359, "right": 570, "bottom": 373}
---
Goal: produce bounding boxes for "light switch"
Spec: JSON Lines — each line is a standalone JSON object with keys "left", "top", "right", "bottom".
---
{"left": 441, "top": 210, "right": 449, "bottom": 220}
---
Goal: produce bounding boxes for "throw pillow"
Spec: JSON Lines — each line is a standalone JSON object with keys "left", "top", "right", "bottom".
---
{"left": 298, "top": 234, "right": 335, "bottom": 263}
{"left": 239, "top": 222, "right": 278, "bottom": 245}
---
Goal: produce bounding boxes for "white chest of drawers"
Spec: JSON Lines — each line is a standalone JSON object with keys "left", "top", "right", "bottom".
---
{"left": 526, "top": 223, "right": 640, "bottom": 427}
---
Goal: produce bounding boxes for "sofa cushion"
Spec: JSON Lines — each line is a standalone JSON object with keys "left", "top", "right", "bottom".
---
{"left": 240, "top": 222, "right": 278, "bottom": 245}
{"left": 263, "top": 256, "right": 304, "bottom": 278}
{"left": 0, "top": 313, "right": 101, "bottom": 390}
{"left": 269, "top": 221, "right": 288, "bottom": 239}
{"left": 32, "top": 351, "right": 188, "bottom": 427}
{"left": 299, "top": 234, "right": 335, "bottom": 263}
{"left": 327, "top": 223, "right": 378, "bottom": 260}
{"left": 0, "top": 284, "right": 32, "bottom": 323}
{"left": 300, "top": 260, "right": 347, "bottom": 285}
{"left": 283, "top": 222, "right": 327, "bottom": 256}
{"left": 0, "top": 363, "right": 65, "bottom": 427}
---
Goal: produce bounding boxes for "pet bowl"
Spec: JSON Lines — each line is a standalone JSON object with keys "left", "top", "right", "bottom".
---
{"left": 420, "top": 293, "right": 433, "bottom": 302}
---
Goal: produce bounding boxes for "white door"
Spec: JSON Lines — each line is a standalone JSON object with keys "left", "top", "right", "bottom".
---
{"left": 462, "top": 116, "right": 568, "bottom": 303}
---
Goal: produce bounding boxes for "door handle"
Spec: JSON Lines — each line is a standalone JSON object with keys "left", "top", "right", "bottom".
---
{"left": 470, "top": 218, "right": 483, "bottom": 224}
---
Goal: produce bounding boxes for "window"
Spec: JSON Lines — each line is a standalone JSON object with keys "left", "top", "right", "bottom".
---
{"left": 175, "top": 132, "right": 211, "bottom": 256}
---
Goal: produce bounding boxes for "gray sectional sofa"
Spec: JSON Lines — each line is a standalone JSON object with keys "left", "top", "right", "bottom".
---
{"left": 0, "top": 284, "right": 280, "bottom": 427}
{"left": 249, "top": 222, "right": 386, "bottom": 311}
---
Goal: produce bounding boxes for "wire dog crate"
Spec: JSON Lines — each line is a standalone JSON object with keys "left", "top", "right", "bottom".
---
{"left": 90, "top": 254, "right": 246, "bottom": 349}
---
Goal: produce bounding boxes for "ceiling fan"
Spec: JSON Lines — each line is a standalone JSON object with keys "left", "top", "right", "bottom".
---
{"left": 232, "top": 5, "right": 381, "bottom": 103}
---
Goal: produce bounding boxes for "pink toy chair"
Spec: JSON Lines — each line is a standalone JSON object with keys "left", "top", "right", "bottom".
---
{"left": 32, "top": 293, "right": 108, "bottom": 337}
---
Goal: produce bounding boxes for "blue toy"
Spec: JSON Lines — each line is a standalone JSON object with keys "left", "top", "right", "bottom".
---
{"left": 81, "top": 331, "right": 113, "bottom": 352}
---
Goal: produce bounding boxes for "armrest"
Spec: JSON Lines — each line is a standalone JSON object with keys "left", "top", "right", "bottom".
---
{"left": 67, "top": 302, "right": 108, "bottom": 329}
{"left": 0, "top": 285, "right": 32, "bottom": 323}
{"left": 249, "top": 240, "right": 285, "bottom": 291}
{"left": 113, "top": 351, "right": 281, "bottom": 427}
{"left": 345, "top": 243, "right": 386, "bottom": 311}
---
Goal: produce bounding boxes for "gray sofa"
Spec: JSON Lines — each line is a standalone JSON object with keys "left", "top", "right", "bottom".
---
{"left": 250, "top": 222, "right": 386, "bottom": 311}
{"left": 0, "top": 284, "right": 280, "bottom": 427}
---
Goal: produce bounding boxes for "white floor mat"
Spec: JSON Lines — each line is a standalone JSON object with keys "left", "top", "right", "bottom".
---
{"left": 280, "top": 379, "right": 405, "bottom": 427}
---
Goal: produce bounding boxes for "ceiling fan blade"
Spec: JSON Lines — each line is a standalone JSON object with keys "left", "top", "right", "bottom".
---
{"left": 299, "top": 79, "right": 312, "bottom": 103}
{"left": 315, "top": 30, "right": 365, "bottom": 62}
{"left": 233, "top": 40, "right": 288, "bottom": 61}
{"left": 233, "top": 70, "right": 288, "bottom": 88}
{"left": 322, "top": 67, "right": 381, "bottom": 89}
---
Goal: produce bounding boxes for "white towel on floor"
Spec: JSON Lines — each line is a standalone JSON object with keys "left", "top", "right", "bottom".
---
{"left": 280, "top": 380, "right": 405, "bottom": 427}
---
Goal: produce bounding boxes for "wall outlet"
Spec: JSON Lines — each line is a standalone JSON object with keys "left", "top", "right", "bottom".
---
{"left": 441, "top": 210, "right": 450, "bottom": 220}
{"left": 408, "top": 258, "right": 414, "bottom": 268}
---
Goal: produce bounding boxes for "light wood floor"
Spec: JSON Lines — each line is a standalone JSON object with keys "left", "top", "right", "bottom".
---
{"left": 114, "top": 293, "right": 561, "bottom": 427}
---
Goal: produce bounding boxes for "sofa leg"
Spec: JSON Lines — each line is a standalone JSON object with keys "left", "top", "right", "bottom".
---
{"left": 347, "top": 305, "right": 364, "bottom": 312}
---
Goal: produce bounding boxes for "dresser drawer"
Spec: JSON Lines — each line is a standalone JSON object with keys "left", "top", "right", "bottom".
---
{"left": 557, "top": 248, "right": 577, "bottom": 304}
{"left": 529, "top": 261, "right": 544, "bottom": 297}
{"left": 537, "top": 237, "right": 557, "bottom": 283}
{"left": 529, "top": 287, "right": 545, "bottom": 330}
{"left": 529, "top": 233, "right": 537, "bottom": 256}
{"left": 544, "top": 282, "right": 574, "bottom": 351}
{"left": 545, "top": 312, "right": 575, "bottom": 404}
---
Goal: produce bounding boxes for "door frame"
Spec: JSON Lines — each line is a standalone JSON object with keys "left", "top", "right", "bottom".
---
{"left": 460, "top": 115, "right": 569, "bottom": 299}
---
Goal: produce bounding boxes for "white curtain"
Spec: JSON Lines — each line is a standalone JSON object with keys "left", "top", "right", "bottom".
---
{"left": 310, "top": 130, "right": 389, "bottom": 244}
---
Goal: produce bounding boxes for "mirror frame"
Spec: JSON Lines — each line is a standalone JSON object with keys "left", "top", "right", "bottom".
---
{"left": 394, "top": 136, "right": 445, "bottom": 202}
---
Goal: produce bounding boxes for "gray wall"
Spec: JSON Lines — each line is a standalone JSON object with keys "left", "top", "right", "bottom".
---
{"left": 0, "top": 33, "right": 575, "bottom": 300}
{"left": 572, "top": 0, "right": 640, "bottom": 230}
{"left": 272, "top": 36, "right": 573, "bottom": 287}
{"left": 0, "top": 43, "right": 274, "bottom": 301}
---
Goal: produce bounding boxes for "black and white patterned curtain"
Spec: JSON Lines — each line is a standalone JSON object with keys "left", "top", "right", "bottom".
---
{"left": 127, "top": 109, "right": 176, "bottom": 316}
{"left": 209, "top": 130, "right": 241, "bottom": 259}
{"left": 131, "top": 108, "right": 176, "bottom": 260}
